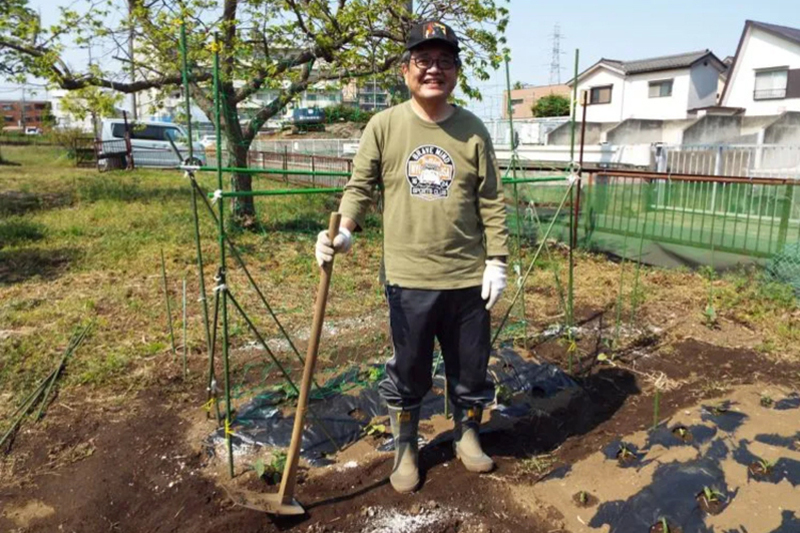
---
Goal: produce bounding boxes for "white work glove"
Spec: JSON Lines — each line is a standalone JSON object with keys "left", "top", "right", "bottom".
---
{"left": 315, "top": 227, "right": 352, "bottom": 267}
{"left": 481, "top": 259, "right": 507, "bottom": 311}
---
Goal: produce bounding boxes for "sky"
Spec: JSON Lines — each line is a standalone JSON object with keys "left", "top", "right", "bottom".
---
{"left": 1, "top": 0, "right": 799, "bottom": 120}
{"left": 469, "top": 0, "right": 800, "bottom": 121}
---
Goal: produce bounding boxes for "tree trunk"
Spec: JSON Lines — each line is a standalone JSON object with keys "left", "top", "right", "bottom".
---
{"left": 227, "top": 138, "right": 256, "bottom": 228}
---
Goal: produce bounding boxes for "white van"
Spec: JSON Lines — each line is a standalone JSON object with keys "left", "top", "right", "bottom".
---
{"left": 100, "top": 119, "right": 206, "bottom": 168}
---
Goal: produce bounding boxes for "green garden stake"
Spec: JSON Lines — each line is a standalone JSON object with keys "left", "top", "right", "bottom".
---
{"left": 212, "top": 35, "right": 234, "bottom": 479}
{"left": 160, "top": 248, "right": 177, "bottom": 357}
{"left": 492, "top": 182, "right": 576, "bottom": 347}
{"left": 566, "top": 49, "right": 580, "bottom": 331}
{"left": 182, "top": 276, "right": 188, "bottom": 380}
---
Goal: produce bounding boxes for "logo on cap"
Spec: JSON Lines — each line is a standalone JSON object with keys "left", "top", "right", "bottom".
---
{"left": 423, "top": 22, "right": 448, "bottom": 39}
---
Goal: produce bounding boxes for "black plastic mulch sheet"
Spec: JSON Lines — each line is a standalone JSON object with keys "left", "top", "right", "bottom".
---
{"left": 206, "top": 348, "right": 578, "bottom": 463}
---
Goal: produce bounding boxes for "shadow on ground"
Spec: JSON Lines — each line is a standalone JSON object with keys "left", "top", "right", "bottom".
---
{"left": 0, "top": 246, "right": 77, "bottom": 285}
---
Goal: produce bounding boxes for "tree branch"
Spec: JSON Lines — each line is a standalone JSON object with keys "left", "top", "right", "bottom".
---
{"left": 286, "top": 0, "right": 317, "bottom": 42}
{"left": 315, "top": 53, "right": 401, "bottom": 82}
{"left": 243, "top": 59, "right": 315, "bottom": 141}
{"left": 233, "top": 31, "right": 357, "bottom": 104}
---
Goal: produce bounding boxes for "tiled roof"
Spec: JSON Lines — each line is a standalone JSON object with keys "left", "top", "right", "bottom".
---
{"left": 619, "top": 50, "right": 714, "bottom": 75}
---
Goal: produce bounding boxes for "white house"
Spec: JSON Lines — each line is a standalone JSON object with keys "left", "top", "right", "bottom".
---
{"left": 720, "top": 21, "right": 800, "bottom": 116}
{"left": 49, "top": 89, "right": 100, "bottom": 133}
{"left": 569, "top": 50, "right": 726, "bottom": 122}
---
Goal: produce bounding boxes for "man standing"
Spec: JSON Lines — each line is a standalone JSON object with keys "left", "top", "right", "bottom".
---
{"left": 315, "top": 20, "right": 509, "bottom": 493}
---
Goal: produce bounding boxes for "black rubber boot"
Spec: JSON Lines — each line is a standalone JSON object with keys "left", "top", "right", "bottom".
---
{"left": 453, "top": 405, "right": 494, "bottom": 473}
{"left": 387, "top": 405, "right": 420, "bottom": 493}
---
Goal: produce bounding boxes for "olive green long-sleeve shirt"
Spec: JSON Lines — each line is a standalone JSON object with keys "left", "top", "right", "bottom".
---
{"left": 339, "top": 101, "right": 509, "bottom": 290}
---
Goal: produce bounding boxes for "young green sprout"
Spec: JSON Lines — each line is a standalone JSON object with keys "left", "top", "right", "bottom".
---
{"left": 676, "top": 427, "right": 688, "bottom": 438}
{"left": 365, "top": 423, "right": 387, "bottom": 437}
{"left": 760, "top": 394, "right": 774, "bottom": 408}
{"left": 660, "top": 516, "right": 670, "bottom": 532}
{"left": 367, "top": 366, "right": 383, "bottom": 382}
{"left": 579, "top": 490, "right": 588, "bottom": 504}
{"left": 495, "top": 384, "right": 513, "bottom": 405}
{"left": 703, "top": 304, "right": 718, "bottom": 328}
{"left": 702, "top": 486, "right": 724, "bottom": 503}
{"left": 618, "top": 443, "right": 636, "bottom": 461}
{"left": 253, "top": 457, "right": 266, "bottom": 479}
{"left": 757, "top": 457, "right": 776, "bottom": 472}
{"left": 711, "top": 402, "right": 728, "bottom": 416}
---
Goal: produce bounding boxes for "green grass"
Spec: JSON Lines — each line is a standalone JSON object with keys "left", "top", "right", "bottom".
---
{"left": 0, "top": 145, "right": 386, "bottom": 418}
{"left": 1, "top": 145, "right": 798, "bottom": 425}
{"left": 0, "top": 218, "right": 46, "bottom": 247}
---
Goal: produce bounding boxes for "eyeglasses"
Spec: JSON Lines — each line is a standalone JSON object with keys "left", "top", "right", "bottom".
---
{"left": 410, "top": 55, "right": 458, "bottom": 71}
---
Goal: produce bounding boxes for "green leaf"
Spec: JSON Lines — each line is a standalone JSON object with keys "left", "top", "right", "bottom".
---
{"left": 253, "top": 458, "right": 266, "bottom": 478}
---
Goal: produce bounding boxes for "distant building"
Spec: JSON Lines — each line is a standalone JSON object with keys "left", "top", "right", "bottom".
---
{"left": 341, "top": 78, "right": 407, "bottom": 112}
{"left": 568, "top": 50, "right": 726, "bottom": 122}
{"left": 49, "top": 90, "right": 103, "bottom": 134}
{"left": 135, "top": 82, "right": 343, "bottom": 134}
{"left": 503, "top": 84, "right": 570, "bottom": 119}
{"left": 720, "top": 20, "right": 800, "bottom": 116}
{"left": 0, "top": 99, "right": 51, "bottom": 132}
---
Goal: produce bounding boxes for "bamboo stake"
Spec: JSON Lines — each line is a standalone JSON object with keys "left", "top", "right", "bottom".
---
{"left": 35, "top": 324, "right": 91, "bottom": 421}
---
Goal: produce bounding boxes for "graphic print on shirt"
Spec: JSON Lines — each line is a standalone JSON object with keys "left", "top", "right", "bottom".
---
{"left": 405, "top": 145, "right": 456, "bottom": 201}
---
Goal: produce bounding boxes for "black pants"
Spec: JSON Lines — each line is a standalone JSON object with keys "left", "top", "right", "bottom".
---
{"left": 378, "top": 285, "right": 495, "bottom": 409}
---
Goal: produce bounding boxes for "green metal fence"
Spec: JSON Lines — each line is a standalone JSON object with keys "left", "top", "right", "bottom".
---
{"left": 503, "top": 172, "right": 800, "bottom": 267}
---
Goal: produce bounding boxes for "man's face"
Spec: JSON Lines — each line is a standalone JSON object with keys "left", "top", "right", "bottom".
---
{"left": 402, "top": 42, "right": 459, "bottom": 103}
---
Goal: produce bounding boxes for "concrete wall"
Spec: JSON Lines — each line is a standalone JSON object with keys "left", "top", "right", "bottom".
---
{"left": 621, "top": 69, "right": 693, "bottom": 120}
{"left": 662, "top": 119, "right": 699, "bottom": 144}
{"left": 689, "top": 61, "right": 723, "bottom": 109}
{"left": 484, "top": 117, "right": 569, "bottom": 146}
{"left": 723, "top": 26, "right": 800, "bottom": 115}
{"left": 546, "top": 121, "right": 605, "bottom": 146}
{"left": 573, "top": 67, "right": 625, "bottom": 123}
{"left": 682, "top": 115, "right": 744, "bottom": 144}
{"left": 495, "top": 144, "right": 653, "bottom": 168}
{"left": 606, "top": 119, "right": 664, "bottom": 144}
{"left": 543, "top": 113, "right": 796, "bottom": 147}
{"left": 764, "top": 111, "right": 800, "bottom": 144}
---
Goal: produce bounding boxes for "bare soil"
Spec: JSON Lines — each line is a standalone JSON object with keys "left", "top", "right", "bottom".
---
{"left": 1, "top": 310, "right": 799, "bottom": 532}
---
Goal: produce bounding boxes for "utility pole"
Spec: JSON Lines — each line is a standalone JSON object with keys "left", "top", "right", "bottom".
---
{"left": 129, "top": 0, "right": 138, "bottom": 120}
{"left": 88, "top": 39, "right": 99, "bottom": 139}
{"left": 20, "top": 87, "right": 26, "bottom": 129}
{"left": 373, "top": 42, "right": 377, "bottom": 111}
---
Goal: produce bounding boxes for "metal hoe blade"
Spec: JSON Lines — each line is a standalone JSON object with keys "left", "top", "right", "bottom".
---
{"left": 223, "top": 485, "right": 305, "bottom": 516}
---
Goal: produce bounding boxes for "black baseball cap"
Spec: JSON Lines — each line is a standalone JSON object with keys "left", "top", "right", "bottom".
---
{"left": 405, "top": 20, "right": 460, "bottom": 53}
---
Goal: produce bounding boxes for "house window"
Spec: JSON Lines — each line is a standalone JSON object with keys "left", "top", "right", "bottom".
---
{"left": 4, "top": 116, "right": 14, "bottom": 123}
{"left": 754, "top": 69, "right": 788, "bottom": 100}
{"left": 1, "top": 104, "right": 13, "bottom": 111}
{"left": 649, "top": 79, "right": 673, "bottom": 98}
{"left": 589, "top": 85, "right": 612, "bottom": 105}
{"left": 510, "top": 98, "right": 524, "bottom": 106}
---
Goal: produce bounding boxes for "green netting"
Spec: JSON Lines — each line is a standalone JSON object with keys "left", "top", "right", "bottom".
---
{"left": 503, "top": 175, "right": 800, "bottom": 271}
{"left": 765, "top": 242, "right": 800, "bottom": 296}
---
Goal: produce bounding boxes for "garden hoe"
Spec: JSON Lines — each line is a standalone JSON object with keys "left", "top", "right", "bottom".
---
{"left": 226, "top": 212, "right": 341, "bottom": 516}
